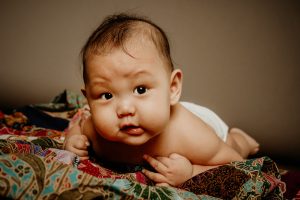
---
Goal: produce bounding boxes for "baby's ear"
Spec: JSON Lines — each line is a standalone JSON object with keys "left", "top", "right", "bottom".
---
{"left": 169, "top": 69, "right": 183, "bottom": 105}
{"left": 81, "top": 88, "right": 87, "bottom": 97}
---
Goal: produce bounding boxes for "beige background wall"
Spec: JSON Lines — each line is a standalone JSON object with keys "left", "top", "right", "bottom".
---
{"left": 1, "top": 0, "right": 299, "bottom": 167}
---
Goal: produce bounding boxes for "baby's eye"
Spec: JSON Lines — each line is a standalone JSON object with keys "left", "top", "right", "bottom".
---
{"left": 134, "top": 86, "right": 148, "bottom": 95}
{"left": 100, "top": 92, "right": 113, "bottom": 100}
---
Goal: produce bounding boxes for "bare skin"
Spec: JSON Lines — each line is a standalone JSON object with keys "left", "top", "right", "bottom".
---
{"left": 65, "top": 103, "right": 259, "bottom": 186}
{"left": 64, "top": 33, "right": 259, "bottom": 186}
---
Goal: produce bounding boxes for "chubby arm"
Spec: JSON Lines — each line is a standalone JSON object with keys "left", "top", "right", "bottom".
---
{"left": 63, "top": 117, "right": 91, "bottom": 160}
{"left": 142, "top": 153, "right": 223, "bottom": 186}
{"left": 143, "top": 136, "right": 243, "bottom": 186}
{"left": 142, "top": 150, "right": 239, "bottom": 187}
{"left": 142, "top": 105, "right": 245, "bottom": 186}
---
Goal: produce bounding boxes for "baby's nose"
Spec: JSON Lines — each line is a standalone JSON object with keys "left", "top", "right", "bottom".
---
{"left": 116, "top": 100, "right": 136, "bottom": 118}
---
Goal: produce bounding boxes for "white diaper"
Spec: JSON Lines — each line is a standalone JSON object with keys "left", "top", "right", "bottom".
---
{"left": 180, "top": 102, "right": 228, "bottom": 142}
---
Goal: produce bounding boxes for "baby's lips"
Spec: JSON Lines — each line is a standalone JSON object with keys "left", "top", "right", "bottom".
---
{"left": 121, "top": 126, "right": 144, "bottom": 135}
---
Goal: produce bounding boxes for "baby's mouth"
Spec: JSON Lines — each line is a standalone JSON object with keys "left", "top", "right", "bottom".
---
{"left": 120, "top": 125, "right": 144, "bottom": 135}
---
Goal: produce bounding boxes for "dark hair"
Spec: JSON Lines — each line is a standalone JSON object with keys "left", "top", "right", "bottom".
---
{"left": 81, "top": 13, "right": 174, "bottom": 83}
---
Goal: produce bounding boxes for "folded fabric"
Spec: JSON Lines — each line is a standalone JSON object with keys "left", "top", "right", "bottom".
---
{"left": 32, "top": 90, "right": 86, "bottom": 112}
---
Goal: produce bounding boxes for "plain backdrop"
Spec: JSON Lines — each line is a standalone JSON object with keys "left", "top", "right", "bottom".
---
{"left": 0, "top": 0, "right": 299, "bottom": 167}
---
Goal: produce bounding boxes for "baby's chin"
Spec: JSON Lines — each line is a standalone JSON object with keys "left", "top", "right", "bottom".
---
{"left": 120, "top": 136, "right": 152, "bottom": 146}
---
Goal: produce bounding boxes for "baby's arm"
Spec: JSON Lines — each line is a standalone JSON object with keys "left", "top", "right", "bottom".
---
{"left": 142, "top": 152, "right": 234, "bottom": 186}
{"left": 63, "top": 118, "right": 90, "bottom": 160}
{"left": 143, "top": 138, "right": 243, "bottom": 186}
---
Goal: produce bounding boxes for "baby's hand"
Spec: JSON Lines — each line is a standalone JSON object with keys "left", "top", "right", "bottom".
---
{"left": 142, "top": 153, "right": 193, "bottom": 187}
{"left": 64, "top": 134, "right": 90, "bottom": 160}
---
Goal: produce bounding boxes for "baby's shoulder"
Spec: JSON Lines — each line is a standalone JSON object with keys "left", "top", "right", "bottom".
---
{"left": 170, "top": 103, "right": 211, "bottom": 135}
{"left": 169, "top": 103, "right": 222, "bottom": 149}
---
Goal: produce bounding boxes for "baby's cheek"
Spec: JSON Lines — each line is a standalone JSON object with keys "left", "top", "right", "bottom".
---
{"left": 93, "top": 114, "right": 117, "bottom": 139}
{"left": 142, "top": 108, "right": 170, "bottom": 133}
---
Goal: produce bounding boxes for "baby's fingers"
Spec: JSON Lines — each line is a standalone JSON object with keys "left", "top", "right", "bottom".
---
{"left": 156, "top": 182, "right": 170, "bottom": 187}
{"left": 69, "top": 148, "right": 89, "bottom": 158}
{"left": 142, "top": 169, "right": 167, "bottom": 184}
{"left": 73, "top": 139, "right": 90, "bottom": 150}
{"left": 143, "top": 154, "right": 167, "bottom": 173}
{"left": 79, "top": 156, "right": 89, "bottom": 161}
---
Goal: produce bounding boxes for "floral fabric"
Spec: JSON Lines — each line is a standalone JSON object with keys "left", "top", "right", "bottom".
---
{"left": 0, "top": 110, "right": 285, "bottom": 199}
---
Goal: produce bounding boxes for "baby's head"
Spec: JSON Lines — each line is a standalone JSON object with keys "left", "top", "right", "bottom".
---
{"left": 81, "top": 13, "right": 174, "bottom": 83}
{"left": 80, "top": 13, "right": 182, "bottom": 146}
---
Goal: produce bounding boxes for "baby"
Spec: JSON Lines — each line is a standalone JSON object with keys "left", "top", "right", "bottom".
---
{"left": 64, "top": 13, "right": 259, "bottom": 186}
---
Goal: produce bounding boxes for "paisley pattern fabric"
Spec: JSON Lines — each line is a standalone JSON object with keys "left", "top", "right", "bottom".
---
{"left": 0, "top": 110, "right": 286, "bottom": 199}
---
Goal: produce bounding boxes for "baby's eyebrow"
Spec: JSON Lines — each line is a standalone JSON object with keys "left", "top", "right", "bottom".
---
{"left": 128, "top": 69, "right": 152, "bottom": 78}
{"left": 88, "top": 69, "right": 153, "bottom": 86}
{"left": 89, "top": 77, "right": 111, "bottom": 87}
{"left": 90, "top": 78, "right": 106, "bottom": 84}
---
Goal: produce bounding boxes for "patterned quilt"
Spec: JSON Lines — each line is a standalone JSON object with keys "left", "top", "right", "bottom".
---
{"left": 0, "top": 93, "right": 286, "bottom": 199}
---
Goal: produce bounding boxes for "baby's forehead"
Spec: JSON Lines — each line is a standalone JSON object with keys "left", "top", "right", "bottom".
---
{"left": 85, "top": 51, "right": 170, "bottom": 85}
{"left": 83, "top": 19, "right": 173, "bottom": 83}
{"left": 86, "top": 42, "right": 170, "bottom": 78}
